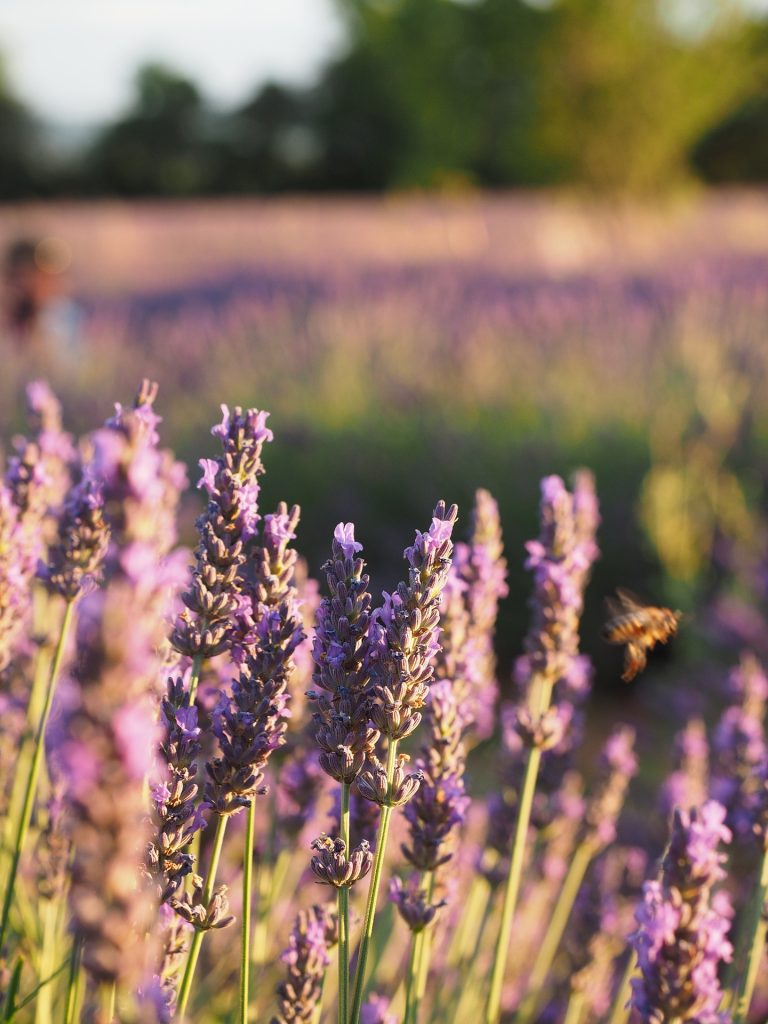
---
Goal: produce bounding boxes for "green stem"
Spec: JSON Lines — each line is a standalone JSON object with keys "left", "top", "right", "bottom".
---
{"left": 414, "top": 872, "right": 436, "bottom": 1018}
{"left": 404, "top": 930, "right": 424, "bottom": 1024}
{"left": 349, "top": 739, "right": 399, "bottom": 1024}
{"left": 177, "top": 814, "right": 230, "bottom": 1019}
{"left": 34, "top": 899, "right": 58, "bottom": 1024}
{"left": 339, "top": 782, "right": 351, "bottom": 1024}
{"left": 484, "top": 675, "right": 553, "bottom": 1024}
{"left": 0, "top": 600, "right": 74, "bottom": 952}
{"left": 514, "top": 839, "right": 594, "bottom": 1024}
{"left": 8, "top": 957, "right": 69, "bottom": 1016}
{"left": 733, "top": 846, "right": 768, "bottom": 1024}
{"left": 239, "top": 798, "right": 256, "bottom": 1024}
{"left": 606, "top": 949, "right": 636, "bottom": 1024}
{"left": 562, "top": 988, "right": 585, "bottom": 1024}
{"left": 101, "top": 982, "right": 116, "bottom": 1021}
{"left": 64, "top": 938, "right": 82, "bottom": 1024}
{"left": 187, "top": 652, "right": 204, "bottom": 703}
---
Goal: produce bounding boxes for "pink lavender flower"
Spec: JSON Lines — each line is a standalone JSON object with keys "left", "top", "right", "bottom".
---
{"left": 361, "top": 994, "right": 397, "bottom": 1024}
{"left": 631, "top": 801, "right": 733, "bottom": 1023}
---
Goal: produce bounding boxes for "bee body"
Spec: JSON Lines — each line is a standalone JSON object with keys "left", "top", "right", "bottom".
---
{"left": 602, "top": 590, "right": 682, "bottom": 682}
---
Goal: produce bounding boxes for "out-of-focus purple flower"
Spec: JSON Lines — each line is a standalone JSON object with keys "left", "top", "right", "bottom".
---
{"left": 711, "top": 655, "right": 768, "bottom": 844}
{"left": 581, "top": 726, "right": 637, "bottom": 850}
{"left": 272, "top": 903, "right": 337, "bottom": 1024}
{"left": 630, "top": 801, "right": 733, "bottom": 1023}
{"left": 660, "top": 718, "right": 709, "bottom": 820}
{"left": 38, "top": 473, "right": 110, "bottom": 601}
{"left": 449, "top": 488, "right": 508, "bottom": 742}
{"left": 389, "top": 874, "right": 446, "bottom": 933}
{"left": 403, "top": 679, "right": 469, "bottom": 872}
{"left": 361, "top": 994, "right": 397, "bottom": 1024}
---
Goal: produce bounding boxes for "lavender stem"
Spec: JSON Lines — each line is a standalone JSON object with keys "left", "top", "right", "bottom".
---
{"left": 562, "top": 988, "right": 585, "bottom": 1024}
{"left": 732, "top": 847, "right": 768, "bottom": 1023}
{"left": 606, "top": 951, "right": 635, "bottom": 1024}
{"left": 339, "top": 782, "right": 351, "bottom": 1024}
{"left": 349, "top": 739, "right": 399, "bottom": 1024}
{"left": 0, "top": 599, "right": 74, "bottom": 952}
{"left": 240, "top": 797, "right": 256, "bottom": 1024}
{"left": 485, "top": 675, "right": 553, "bottom": 1024}
{"left": 64, "top": 937, "right": 82, "bottom": 1024}
{"left": 515, "top": 838, "right": 594, "bottom": 1024}
{"left": 177, "top": 814, "right": 230, "bottom": 1018}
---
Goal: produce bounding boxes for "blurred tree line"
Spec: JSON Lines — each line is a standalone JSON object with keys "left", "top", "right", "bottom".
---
{"left": 3, "top": 0, "right": 768, "bottom": 199}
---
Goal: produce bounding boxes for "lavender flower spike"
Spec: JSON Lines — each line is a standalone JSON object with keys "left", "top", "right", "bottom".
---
{"left": 631, "top": 801, "right": 733, "bottom": 1024}
{"left": 272, "top": 904, "right": 338, "bottom": 1024}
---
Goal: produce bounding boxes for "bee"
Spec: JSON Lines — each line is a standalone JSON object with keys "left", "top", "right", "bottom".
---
{"left": 602, "top": 589, "right": 682, "bottom": 682}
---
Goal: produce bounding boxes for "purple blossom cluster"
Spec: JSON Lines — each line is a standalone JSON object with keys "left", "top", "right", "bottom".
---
{"left": 631, "top": 801, "right": 733, "bottom": 1023}
{"left": 6, "top": 377, "right": 768, "bottom": 1024}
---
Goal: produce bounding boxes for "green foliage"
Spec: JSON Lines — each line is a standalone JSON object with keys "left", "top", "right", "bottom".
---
{"left": 536, "top": 0, "right": 764, "bottom": 192}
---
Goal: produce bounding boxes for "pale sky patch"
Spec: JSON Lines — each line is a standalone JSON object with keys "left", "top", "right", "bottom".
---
{"left": 0, "top": 0, "right": 346, "bottom": 124}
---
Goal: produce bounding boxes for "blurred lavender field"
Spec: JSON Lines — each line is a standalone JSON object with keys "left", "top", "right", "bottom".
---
{"left": 2, "top": 193, "right": 768, "bottom": 686}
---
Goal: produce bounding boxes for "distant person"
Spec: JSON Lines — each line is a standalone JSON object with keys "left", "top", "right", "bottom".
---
{"left": 3, "top": 236, "right": 83, "bottom": 363}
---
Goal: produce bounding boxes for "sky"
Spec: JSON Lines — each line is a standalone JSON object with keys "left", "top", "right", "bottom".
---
{"left": 0, "top": 0, "right": 346, "bottom": 125}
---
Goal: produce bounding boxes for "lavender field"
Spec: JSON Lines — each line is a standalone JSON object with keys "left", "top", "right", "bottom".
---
{"left": 2, "top": 195, "right": 768, "bottom": 1023}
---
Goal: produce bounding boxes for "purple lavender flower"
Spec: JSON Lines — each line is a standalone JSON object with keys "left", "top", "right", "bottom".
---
{"left": 38, "top": 473, "right": 110, "bottom": 602}
{"left": 581, "top": 726, "right": 637, "bottom": 850}
{"left": 450, "top": 488, "right": 508, "bottom": 741}
{"left": 660, "top": 718, "right": 709, "bottom": 820}
{"left": 272, "top": 903, "right": 338, "bottom": 1023}
{"left": 711, "top": 654, "right": 768, "bottom": 844}
{"left": 361, "top": 994, "right": 397, "bottom": 1024}
{"left": 630, "top": 801, "right": 733, "bottom": 1023}
{"left": 389, "top": 874, "right": 446, "bottom": 933}
{"left": 366, "top": 501, "right": 458, "bottom": 746}
{"left": 205, "top": 500, "right": 303, "bottom": 817}
{"left": 309, "top": 521, "right": 378, "bottom": 787}
{"left": 402, "top": 679, "right": 469, "bottom": 871}
{"left": 172, "top": 402, "right": 270, "bottom": 662}
{"left": 0, "top": 483, "right": 32, "bottom": 670}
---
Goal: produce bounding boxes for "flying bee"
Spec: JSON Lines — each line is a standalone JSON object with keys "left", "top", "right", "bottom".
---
{"left": 602, "top": 589, "right": 682, "bottom": 682}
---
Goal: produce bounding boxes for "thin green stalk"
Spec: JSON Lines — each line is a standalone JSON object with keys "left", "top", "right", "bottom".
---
{"left": 733, "top": 846, "right": 768, "bottom": 1024}
{"left": 3, "top": 640, "right": 52, "bottom": 852}
{"left": 0, "top": 600, "right": 74, "bottom": 952}
{"left": 177, "top": 814, "right": 230, "bottom": 1019}
{"left": 487, "top": 675, "right": 552, "bottom": 1019}
{"left": 515, "top": 839, "right": 594, "bottom": 1024}
{"left": 485, "top": 675, "right": 553, "bottom": 1024}
{"left": 99, "top": 982, "right": 116, "bottom": 1022}
{"left": 606, "top": 950, "right": 636, "bottom": 1024}
{"left": 34, "top": 899, "right": 59, "bottom": 1024}
{"left": 64, "top": 938, "right": 82, "bottom": 1024}
{"left": 240, "top": 798, "right": 256, "bottom": 1024}
{"left": 414, "top": 872, "right": 436, "bottom": 1017}
{"left": 404, "top": 929, "right": 424, "bottom": 1024}
{"left": 12, "top": 958, "right": 69, "bottom": 1017}
{"left": 562, "top": 988, "right": 585, "bottom": 1024}
{"left": 349, "top": 739, "right": 399, "bottom": 1024}
{"left": 339, "top": 782, "right": 351, "bottom": 1024}
{"left": 187, "top": 652, "right": 204, "bottom": 703}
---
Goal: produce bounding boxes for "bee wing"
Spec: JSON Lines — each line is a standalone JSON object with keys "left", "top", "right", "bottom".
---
{"left": 621, "top": 642, "right": 647, "bottom": 682}
{"left": 614, "top": 587, "right": 647, "bottom": 613}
